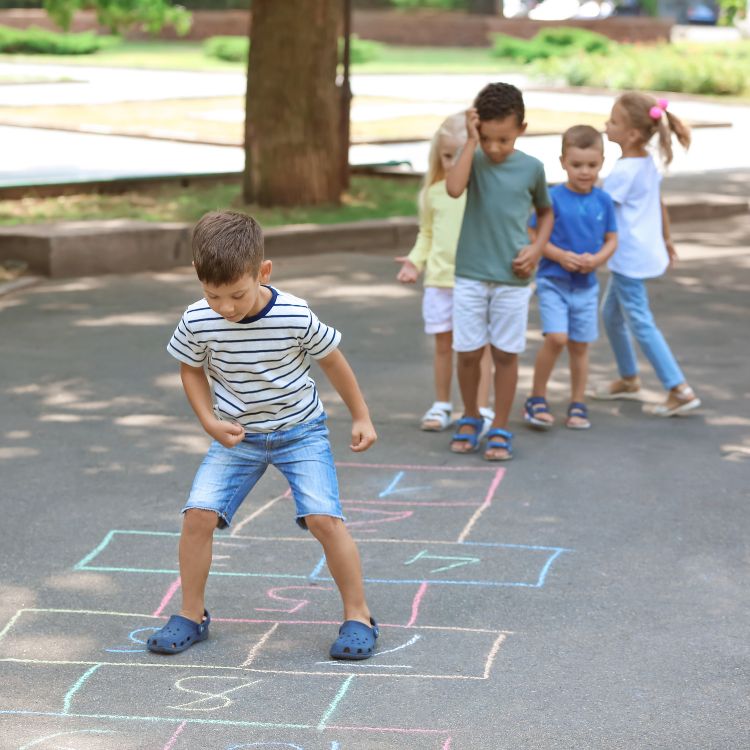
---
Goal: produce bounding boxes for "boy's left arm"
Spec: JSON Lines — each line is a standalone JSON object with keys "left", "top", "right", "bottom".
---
{"left": 579, "top": 231, "right": 618, "bottom": 274}
{"left": 513, "top": 205, "right": 553, "bottom": 278}
{"left": 317, "top": 349, "right": 377, "bottom": 453}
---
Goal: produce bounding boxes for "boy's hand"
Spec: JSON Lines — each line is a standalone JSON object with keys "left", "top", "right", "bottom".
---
{"left": 560, "top": 252, "right": 583, "bottom": 273}
{"left": 512, "top": 245, "right": 541, "bottom": 279}
{"left": 465, "top": 107, "right": 480, "bottom": 142}
{"left": 575, "top": 253, "right": 597, "bottom": 274}
{"left": 395, "top": 257, "right": 420, "bottom": 284}
{"left": 206, "top": 418, "right": 244, "bottom": 449}
{"left": 666, "top": 239, "right": 678, "bottom": 266}
{"left": 350, "top": 417, "right": 377, "bottom": 453}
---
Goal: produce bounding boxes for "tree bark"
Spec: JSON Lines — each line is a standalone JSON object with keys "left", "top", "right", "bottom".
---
{"left": 243, "top": 0, "right": 342, "bottom": 206}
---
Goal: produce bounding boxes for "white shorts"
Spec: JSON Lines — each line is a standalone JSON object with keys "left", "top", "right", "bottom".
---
{"left": 422, "top": 287, "right": 454, "bottom": 335}
{"left": 452, "top": 276, "right": 532, "bottom": 354}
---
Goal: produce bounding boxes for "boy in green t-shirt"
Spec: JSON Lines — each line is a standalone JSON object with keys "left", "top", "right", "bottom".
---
{"left": 446, "top": 82, "right": 554, "bottom": 461}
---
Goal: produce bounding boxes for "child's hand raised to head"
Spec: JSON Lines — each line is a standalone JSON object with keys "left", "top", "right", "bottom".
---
{"left": 350, "top": 417, "right": 377, "bottom": 453}
{"left": 512, "top": 245, "right": 542, "bottom": 279}
{"left": 205, "top": 418, "right": 245, "bottom": 449}
{"left": 395, "top": 257, "right": 420, "bottom": 284}
{"left": 465, "top": 107, "right": 480, "bottom": 142}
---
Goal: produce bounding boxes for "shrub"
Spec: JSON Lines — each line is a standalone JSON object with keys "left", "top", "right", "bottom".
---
{"left": 204, "top": 34, "right": 383, "bottom": 65}
{"left": 540, "top": 44, "right": 747, "bottom": 96}
{"left": 203, "top": 35, "right": 247, "bottom": 63}
{"left": 0, "top": 25, "right": 118, "bottom": 55}
{"left": 492, "top": 27, "right": 613, "bottom": 62}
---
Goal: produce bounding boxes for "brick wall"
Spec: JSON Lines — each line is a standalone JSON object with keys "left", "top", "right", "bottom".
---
{"left": 0, "top": 8, "right": 672, "bottom": 45}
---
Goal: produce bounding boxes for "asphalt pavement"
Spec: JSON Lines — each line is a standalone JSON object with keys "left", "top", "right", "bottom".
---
{"left": 0, "top": 212, "right": 748, "bottom": 749}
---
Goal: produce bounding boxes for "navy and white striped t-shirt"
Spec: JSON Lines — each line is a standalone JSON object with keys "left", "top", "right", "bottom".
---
{"left": 167, "top": 286, "right": 341, "bottom": 433}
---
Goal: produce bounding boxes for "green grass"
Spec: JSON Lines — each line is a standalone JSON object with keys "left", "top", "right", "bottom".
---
{"left": 0, "top": 175, "right": 422, "bottom": 227}
{"left": 0, "top": 39, "right": 517, "bottom": 73}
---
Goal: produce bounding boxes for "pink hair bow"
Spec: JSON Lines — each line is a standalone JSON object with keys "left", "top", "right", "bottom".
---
{"left": 649, "top": 98, "right": 669, "bottom": 120}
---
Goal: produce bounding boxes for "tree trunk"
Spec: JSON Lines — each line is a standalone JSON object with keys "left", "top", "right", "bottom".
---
{"left": 243, "top": 0, "right": 342, "bottom": 207}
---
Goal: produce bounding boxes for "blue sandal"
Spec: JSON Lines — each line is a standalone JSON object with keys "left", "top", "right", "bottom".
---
{"left": 484, "top": 428, "right": 513, "bottom": 461}
{"left": 524, "top": 397, "right": 553, "bottom": 430}
{"left": 330, "top": 617, "right": 379, "bottom": 660}
{"left": 566, "top": 402, "right": 591, "bottom": 430}
{"left": 147, "top": 610, "right": 210, "bottom": 654}
{"left": 450, "top": 416, "right": 485, "bottom": 453}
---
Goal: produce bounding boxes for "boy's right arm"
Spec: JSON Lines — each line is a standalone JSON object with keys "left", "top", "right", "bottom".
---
{"left": 445, "top": 108, "right": 478, "bottom": 198}
{"left": 180, "top": 362, "right": 244, "bottom": 448}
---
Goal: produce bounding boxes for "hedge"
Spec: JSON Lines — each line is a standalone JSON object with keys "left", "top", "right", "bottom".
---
{"left": 0, "top": 25, "right": 118, "bottom": 54}
{"left": 492, "top": 27, "right": 613, "bottom": 63}
{"left": 203, "top": 34, "right": 383, "bottom": 65}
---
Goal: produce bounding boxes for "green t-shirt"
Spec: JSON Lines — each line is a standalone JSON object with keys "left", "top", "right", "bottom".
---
{"left": 455, "top": 148, "right": 551, "bottom": 286}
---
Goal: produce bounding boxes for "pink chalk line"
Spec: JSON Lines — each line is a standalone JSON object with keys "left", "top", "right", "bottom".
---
{"left": 456, "top": 467, "right": 505, "bottom": 544}
{"left": 336, "top": 461, "right": 497, "bottom": 472}
{"left": 327, "top": 725, "right": 449, "bottom": 735}
{"left": 442, "top": 738, "right": 453, "bottom": 750}
{"left": 162, "top": 721, "right": 187, "bottom": 750}
{"left": 152, "top": 577, "right": 181, "bottom": 617}
{"left": 405, "top": 582, "right": 428, "bottom": 628}
{"left": 342, "top": 499, "right": 480, "bottom": 507}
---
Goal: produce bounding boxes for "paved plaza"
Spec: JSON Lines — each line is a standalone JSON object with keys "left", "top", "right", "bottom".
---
{"left": 1, "top": 211, "right": 748, "bottom": 748}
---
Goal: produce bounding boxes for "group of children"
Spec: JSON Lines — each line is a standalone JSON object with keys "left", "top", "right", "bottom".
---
{"left": 144, "top": 82, "right": 700, "bottom": 662}
{"left": 398, "top": 83, "right": 700, "bottom": 460}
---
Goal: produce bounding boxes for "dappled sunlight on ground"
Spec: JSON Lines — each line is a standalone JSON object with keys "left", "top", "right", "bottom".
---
{"left": 75, "top": 312, "right": 175, "bottom": 327}
{"left": 44, "top": 572, "right": 115, "bottom": 594}
{"left": 0, "top": 446, "right": 38, "bottom": 459}
{"left": 152, "top": 372, "right": 181, "bottom": 390}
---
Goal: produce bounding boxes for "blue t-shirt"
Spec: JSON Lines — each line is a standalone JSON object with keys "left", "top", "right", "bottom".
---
{"left": 530, "top": 184, "right": 617, "bottom": 288}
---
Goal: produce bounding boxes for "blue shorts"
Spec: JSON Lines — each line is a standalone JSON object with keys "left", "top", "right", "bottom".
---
{"left": 536, "top": 276, "right": 599, "bottom": 343}
{"left": 183, "top": 415, "right": 343, "bottom": 531}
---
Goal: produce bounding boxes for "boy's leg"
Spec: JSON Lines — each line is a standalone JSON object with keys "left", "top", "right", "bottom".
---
{"left": 478, "top": 344, "right": 493, "bottom": 410}
{"left": 179, "top": 509, "right": 219, "bottom": 623}
{"left": 531, "top": 334, "right": 567, "bottom": 399}
{"left": 567, "top": 340, "right": 590, "bottom": 427}
{"left": 452, "top": 347, "right": 485, "bottom": 451}
{"left": 451, "top": 277, "right": 491, "bottom": 451}
{"left": 305, "top": 515, "right": 370, "bottom": 625}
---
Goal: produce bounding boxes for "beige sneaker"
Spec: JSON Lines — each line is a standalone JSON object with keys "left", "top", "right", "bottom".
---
{"left": 591, "top": 377, "right": 642, "bottom": 401}
{"left": 651, "top": 384, "right": 701, "bottom": 417}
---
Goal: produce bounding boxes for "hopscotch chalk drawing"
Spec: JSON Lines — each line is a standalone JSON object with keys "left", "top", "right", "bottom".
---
{"left": 0, "top": 462, "right": 571, "bottom": 748}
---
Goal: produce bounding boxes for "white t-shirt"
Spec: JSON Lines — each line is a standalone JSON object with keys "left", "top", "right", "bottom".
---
{"left": 604, "top": 156, "right": 668, "bottom": 279}
{"left": 167, "top": 286, "right": 341, "bottom": 432}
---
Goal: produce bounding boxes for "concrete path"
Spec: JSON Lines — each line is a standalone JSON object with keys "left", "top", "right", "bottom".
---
{"left": 0, "top": 214, "right": 748, "bottom": 749}
{"left": 1, "top": 65, "right": 750, "bottom": 187}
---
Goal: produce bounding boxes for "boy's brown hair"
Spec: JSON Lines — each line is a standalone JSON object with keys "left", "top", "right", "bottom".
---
{"left": 192, "top": 211, "right": 264, "bottom": 285}
{"left": 562, "top": 125, "right": 604, "bottom": 154}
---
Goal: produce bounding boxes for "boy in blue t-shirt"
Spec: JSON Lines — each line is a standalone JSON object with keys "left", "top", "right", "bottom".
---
{"left": 526, "top": 125, "right": 617, "bottom": 430}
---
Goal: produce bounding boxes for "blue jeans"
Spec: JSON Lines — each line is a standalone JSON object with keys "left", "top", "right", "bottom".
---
{"left": 601, "top": 272, "right": 684, "bottom": 390}
{"left": 183, "top": 415, "right": 343, "bottom": 531}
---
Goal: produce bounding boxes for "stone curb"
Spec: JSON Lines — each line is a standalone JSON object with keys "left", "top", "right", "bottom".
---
{"left": 0, "top": 197, "right": 746, "bottom": 278}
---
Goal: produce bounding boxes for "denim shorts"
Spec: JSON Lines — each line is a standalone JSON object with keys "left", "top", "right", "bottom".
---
{"left": 183, "top": 415, "right": 343, "bottom": 531}
{"left": 536, "top": 276, "right": 599, "bottom": 343}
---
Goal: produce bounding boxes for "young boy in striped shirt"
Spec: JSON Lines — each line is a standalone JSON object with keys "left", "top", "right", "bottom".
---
{"left": 147, "top": 210, "right": 379, "bottom": 660}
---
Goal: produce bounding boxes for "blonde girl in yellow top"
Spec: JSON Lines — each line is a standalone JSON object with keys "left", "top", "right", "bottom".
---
{"left": 396, "top": 113, "right": 493, "bottom": 432}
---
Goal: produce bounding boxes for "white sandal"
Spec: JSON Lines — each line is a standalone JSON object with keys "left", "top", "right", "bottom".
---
{"left": 420, "top": 402, "right": 453, "bottom": 431}
{"left": 651, "top": 385, "right": 701, "bottom": 417}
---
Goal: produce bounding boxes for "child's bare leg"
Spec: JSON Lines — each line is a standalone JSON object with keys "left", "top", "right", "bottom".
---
{"left": 306, "top": 515, "right": 371, "bottom": 625}
{"left": 568, "top": 340, "right": 589, "bottom": 405}
{"left": 452, "top": 347, "right": 484, "bottom": 452}
{"left": 530, "top": 333, "right": 567, "bottom": 424}
{"left": 178, "top": 509, "right": 217, "bottom": 624}
{"left": 477, "top": 344, "right": 493, "bottom": 410}
{"left": 434, "top": 331, "right": 453, "bottom": 404}
{"left": 485, "top": 347, "right": 518, "bottom": 460}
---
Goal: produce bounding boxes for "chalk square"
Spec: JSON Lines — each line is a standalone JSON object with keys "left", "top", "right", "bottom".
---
{"left": 0, "top": 609, "right": 507, "bottom": 680}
